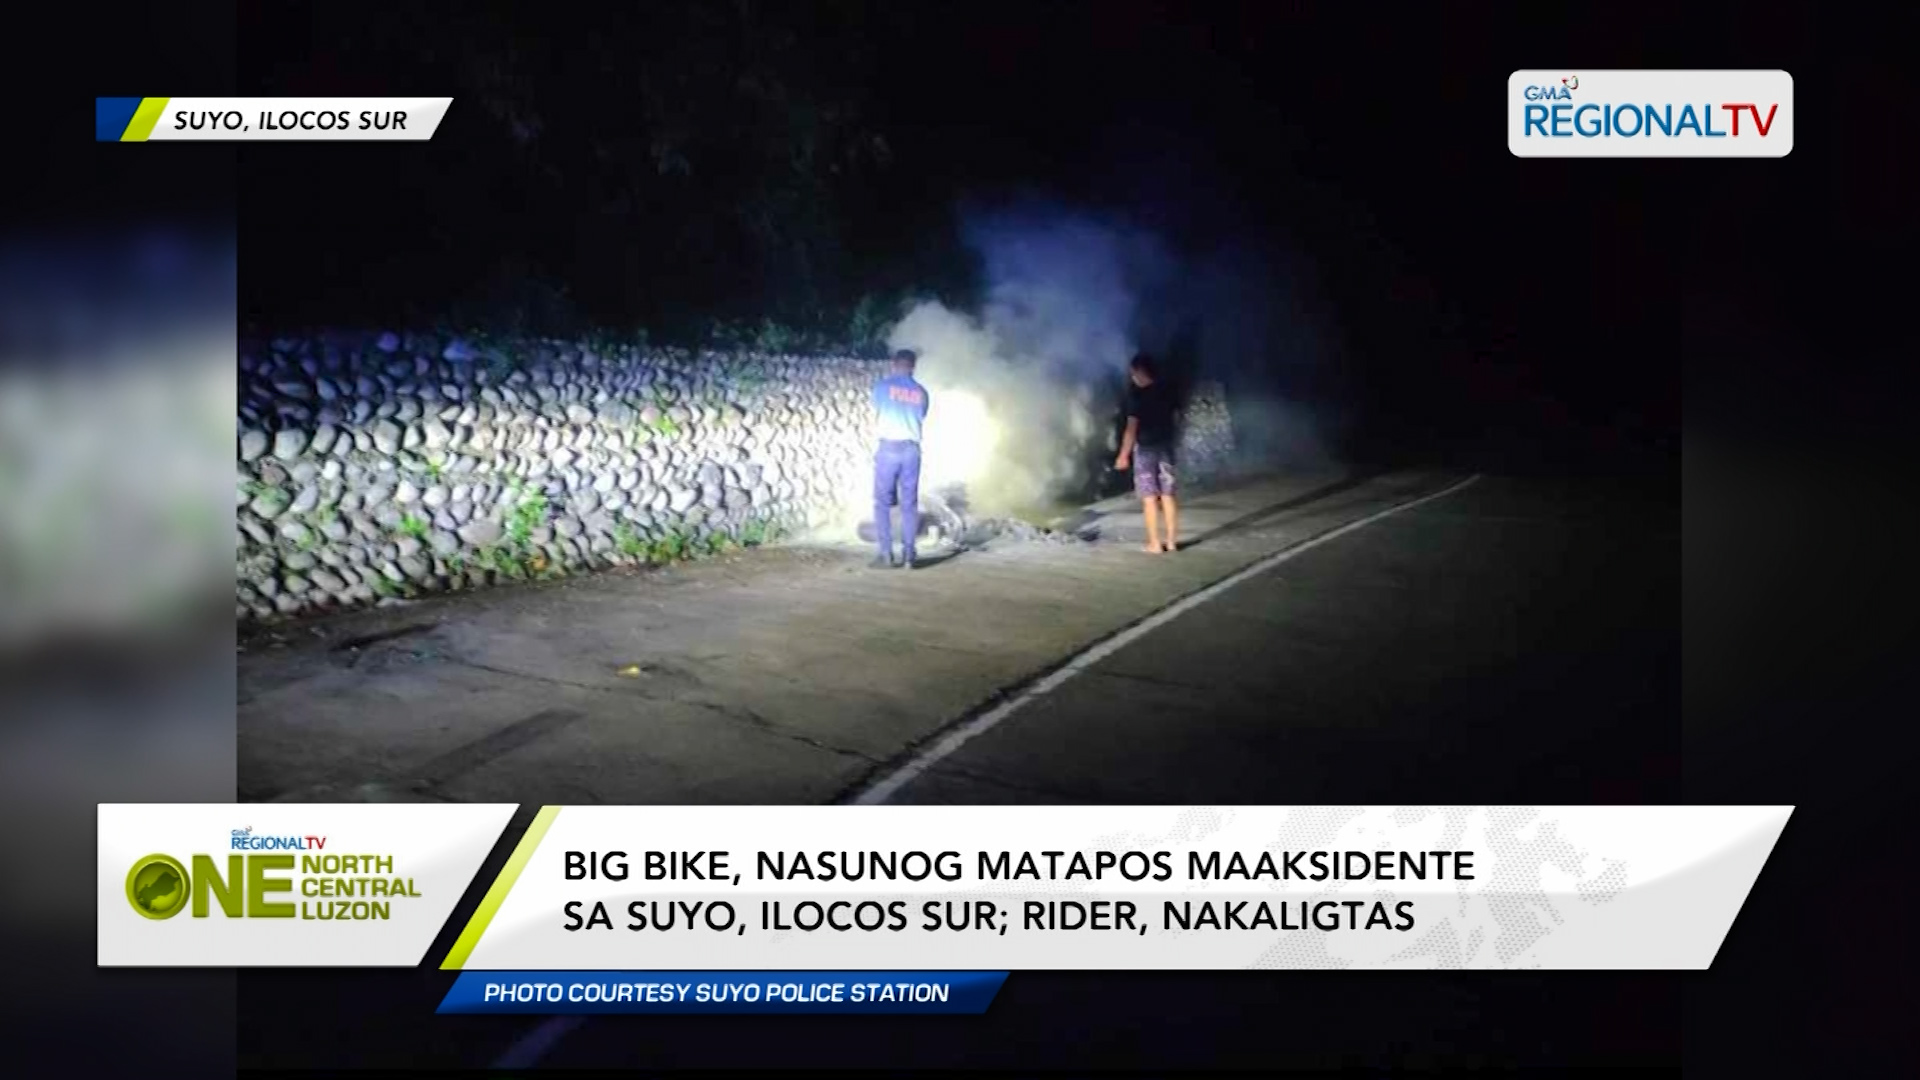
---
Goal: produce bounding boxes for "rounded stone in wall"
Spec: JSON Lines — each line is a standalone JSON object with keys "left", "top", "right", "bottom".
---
{"left": 239, "top": 430, "right": 269, "bottom": 462}
{"left": 458, "top": 519, "right": 504, "bottom": 547}
{"left": 249, "top": 488, "right": 291, "bottom": 520}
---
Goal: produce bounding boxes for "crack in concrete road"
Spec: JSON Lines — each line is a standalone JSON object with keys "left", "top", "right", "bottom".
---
{"left": 408, "top": 708, "right": 587, "bottom": 789}
{"left": 331, "top": 622, "right": 438, "bottom": 658}
{"left": 242, "top": 710, "right": 588, "bottom": 803}
{"left": 680, "top": 699, "right": 885, "bottom": 765}
{"left": 433, "top": 653, "right": 883, "bottom": 766}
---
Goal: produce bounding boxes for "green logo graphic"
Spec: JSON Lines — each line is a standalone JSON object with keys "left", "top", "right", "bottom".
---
{"left": 126, "top": 854, "right": 189, "bottom": 919}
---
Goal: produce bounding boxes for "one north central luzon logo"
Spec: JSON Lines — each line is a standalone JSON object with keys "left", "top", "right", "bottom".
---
{"left": 1521, "top": 76, "right": 1779, "bottom": 140}
{"left": 125, "top": 828, "right": 424, "bottom": 923}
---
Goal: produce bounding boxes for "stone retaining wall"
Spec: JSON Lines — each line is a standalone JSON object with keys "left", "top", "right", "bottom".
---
{"left": 236, "top": 332, "right": 1234, "bottom": 622}
{"left": 1176, "top": 386, "right": 1235, "bottom": 480}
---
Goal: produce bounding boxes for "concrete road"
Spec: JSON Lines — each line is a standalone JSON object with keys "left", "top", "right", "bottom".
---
{"left": 240, "top": 466, "right": 1676, "bottom": 810}
{"left": 878, "top": 473, "right": 1680, "bottom": 806}
{"left": 240, "top": 467, "right": 1474, "bottom": 806}
{"left": 236, "top": 466, "right": 1680, "bottom": 1071}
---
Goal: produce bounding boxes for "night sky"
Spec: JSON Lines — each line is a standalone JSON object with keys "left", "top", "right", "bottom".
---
{"left": 222, "top": 2, "right": 1890, "bottom": 471}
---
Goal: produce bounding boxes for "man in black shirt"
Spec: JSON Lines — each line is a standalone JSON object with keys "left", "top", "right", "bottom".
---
{"left": 1115, "top": 353, "right": 1180, "bottom": 553}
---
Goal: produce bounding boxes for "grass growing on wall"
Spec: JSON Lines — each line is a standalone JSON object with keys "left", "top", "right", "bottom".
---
{"left": 505, "top": 489, "right": 550, "bottom": 550}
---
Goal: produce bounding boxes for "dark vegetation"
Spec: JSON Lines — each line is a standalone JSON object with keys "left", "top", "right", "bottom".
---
{"left": 241, "top": 3, "right": 964, "bottom": 351}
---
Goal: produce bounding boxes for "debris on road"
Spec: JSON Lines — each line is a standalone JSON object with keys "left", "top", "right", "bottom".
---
{"left": 857, "top": 487, "right": 1092, "bottom": 550}
{"left": 955, "top": 516, "right": 1091, "bottom": 547}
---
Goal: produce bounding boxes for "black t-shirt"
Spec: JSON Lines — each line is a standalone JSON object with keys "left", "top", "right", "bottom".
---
{"left": 1126, "top": 380, "right": 1177, "bottom": 450}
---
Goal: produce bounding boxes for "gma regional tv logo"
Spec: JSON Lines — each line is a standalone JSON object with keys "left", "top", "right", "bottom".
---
{"left": 1508, "top": 70, "right": 1792, "bottom": 157}
{"left": 229, "top": 824, "right": 326, "bottom": 850}
{"left": 123, "top": 831, "right": 424, "bottom": 922}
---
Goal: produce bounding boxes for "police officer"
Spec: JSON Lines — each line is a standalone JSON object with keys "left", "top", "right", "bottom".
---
{"left": 871, "top": 349, "right": 930, "bottom": 568}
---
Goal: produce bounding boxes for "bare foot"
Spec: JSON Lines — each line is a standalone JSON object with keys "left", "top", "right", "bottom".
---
{"left": 1142, "top": 541, "right": 1164, "bottom": 554}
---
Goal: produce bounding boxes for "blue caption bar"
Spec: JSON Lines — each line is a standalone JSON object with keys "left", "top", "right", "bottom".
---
{"left": 437, "top": 971, "right": 1008, "bottom": 1014}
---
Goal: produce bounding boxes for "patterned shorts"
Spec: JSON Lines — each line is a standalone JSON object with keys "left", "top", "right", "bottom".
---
{"left": 1133, "top": 446, "right": 1176, "bottom": 498}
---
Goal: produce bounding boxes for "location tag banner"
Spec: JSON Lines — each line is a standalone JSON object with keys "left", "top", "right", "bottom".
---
{"left": 95, "top": 97, "right": 454, "bottom": 141}
{"left": 446, "top": 805, "right": 1790, "bottom": 972}
{"left": 98, "top": 803, "right": 516, "bottom": 966}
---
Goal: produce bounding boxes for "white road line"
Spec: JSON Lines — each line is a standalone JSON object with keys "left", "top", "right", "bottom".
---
{"left": 848, "top": 473, "right": 1484, "bottom": 805}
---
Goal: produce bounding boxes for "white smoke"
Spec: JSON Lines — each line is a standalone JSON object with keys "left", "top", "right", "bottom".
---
{"left": 885, "top": 299, "right": 1105, "bottom": 518}
{"left": 881, "top": 210, "right": 1165, "bottom": 518}
{"left": 864, "top": 206, "right": 1338, "bottom": 528}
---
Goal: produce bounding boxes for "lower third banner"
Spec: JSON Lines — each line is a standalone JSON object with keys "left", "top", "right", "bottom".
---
{"left": 437, "top": 971, "right": 1008, "bottom": 1014}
